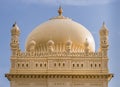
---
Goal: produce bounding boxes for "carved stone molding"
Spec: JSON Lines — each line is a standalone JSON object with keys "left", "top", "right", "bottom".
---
{"left": 5, "top": 73, "right": 113, "bottom": 81}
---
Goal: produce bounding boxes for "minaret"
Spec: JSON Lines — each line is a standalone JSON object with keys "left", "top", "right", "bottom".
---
{"left": 99, "top": 22, "right": 109, "bottom": 56}
{"left": 10, "top": 22, "right": 20, "bottom": 55}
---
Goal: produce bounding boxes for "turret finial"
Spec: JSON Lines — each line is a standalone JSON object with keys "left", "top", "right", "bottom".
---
{"left": 101, "top": 21, "right": 108, "bottom": 31}
{"left": 84, "top": 38, "right": 89, "bottom": 47}
{"left": 13, "top": 22, "right": 17, "bottom": 27}
{"left": 58, "top": 6, "right": 63, "bottom": 16}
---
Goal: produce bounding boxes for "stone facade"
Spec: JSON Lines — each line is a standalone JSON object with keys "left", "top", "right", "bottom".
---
{"left": 5, "top": 7, "right": 113, "bottom": 87}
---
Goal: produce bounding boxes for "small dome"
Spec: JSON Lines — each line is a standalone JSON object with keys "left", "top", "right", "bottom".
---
{"left": 47, "top": 40, "right": 54, "bottom": 46}
{"left": 84, "top": 39, "right": 89, "bottom": 47}
{"left": 66, "top": 39, "right": 72, "bottom": 46}
{"left": 30, "top": 40, "right": 36, "bottom": 45}
{"left": 25, "top": 8, "right": 95, "bottom": 52}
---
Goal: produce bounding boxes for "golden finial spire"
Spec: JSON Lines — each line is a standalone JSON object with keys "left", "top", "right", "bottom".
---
{"left": 58, "top": 6, "right": 63, "bottom": 16}
{"left": 103, "top": 21, "right": 105, "bottom": 26}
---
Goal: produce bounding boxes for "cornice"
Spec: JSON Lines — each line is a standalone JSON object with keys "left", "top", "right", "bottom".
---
{"left": 5, "top": 73, "right": 113, "bottom": 81}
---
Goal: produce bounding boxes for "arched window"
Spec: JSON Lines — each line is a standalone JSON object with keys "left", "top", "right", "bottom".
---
{"left": 63, "top": 63, "right": 65, "bottom": 67}
{"left": 99, "top": 64, "right": 101, "bottom": 67}
{"left": 73, "top": 64, "right": 75, "bottom": 67}
{"left": 91, "top": 64, "right": 92, "bottom": 67}
{"left": 26, "top": 64, "right": 28, "bottom": 67}
{"left": 95, "top": 64, "right": 97, "bottom": 67}
{"left": 44, "top": 63, "right": 46, "bottom": 67}
{"left": 22, "top": 64, "right": 24, "bottom": 67}
{"left": 54, "top": 63, "right": 56, "bottom": 67}
{"left": 77, "top": 64, "right": 79, "bottom": 67}
{"left": 40, "top": 64, "right": 42, "bottom": 67}
{"left": 36, "top": 64, "right": 38, "bottom": 67}
{"left": 59, "top": 63, "right": 61, "bottom": 66}
{"left": 81, "top": 64, "right": 83, "bottom": 67}
{"left": 18, "top": 63, "right": 20, "bottom": 67}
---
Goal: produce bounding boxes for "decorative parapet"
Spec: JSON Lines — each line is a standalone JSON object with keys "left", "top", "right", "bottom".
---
{"left": 12, "top": 51, "right": 105, "bottom": 58}
{"left": 10, "top": 51, "right": 108, "bottom": 75}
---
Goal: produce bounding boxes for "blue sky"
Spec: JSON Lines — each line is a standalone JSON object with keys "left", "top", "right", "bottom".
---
{"left": 0, "top": 0, "right": 120, "bottom": 87}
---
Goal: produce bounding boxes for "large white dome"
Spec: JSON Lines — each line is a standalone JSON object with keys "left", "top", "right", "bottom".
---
{"left": 25, "top": 8, "right": 95, "bottom": 52}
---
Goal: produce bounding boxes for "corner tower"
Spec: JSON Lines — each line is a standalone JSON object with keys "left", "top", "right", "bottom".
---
{"left": 10, "top": 22, "right": 20, "bottom": 55}
{"left": 5, "top": 7, "right": 113, "bottom": 87}
{"left": 99, "top": 22, "right": 109, "bottom": 56}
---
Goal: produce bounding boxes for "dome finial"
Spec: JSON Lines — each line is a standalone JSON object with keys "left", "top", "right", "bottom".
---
{"left": 103, "top": 21, "right": 105, "bottom": 26}
{"left": 58, "top": 6, "right": 63, "bottom": 16}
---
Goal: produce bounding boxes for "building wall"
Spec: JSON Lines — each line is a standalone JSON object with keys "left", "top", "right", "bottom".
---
{"left": 10, "top": 56, "right": 108, "bottom": 74}
{"left": 10, "top": 78, "right": 107, "bottom": 87}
